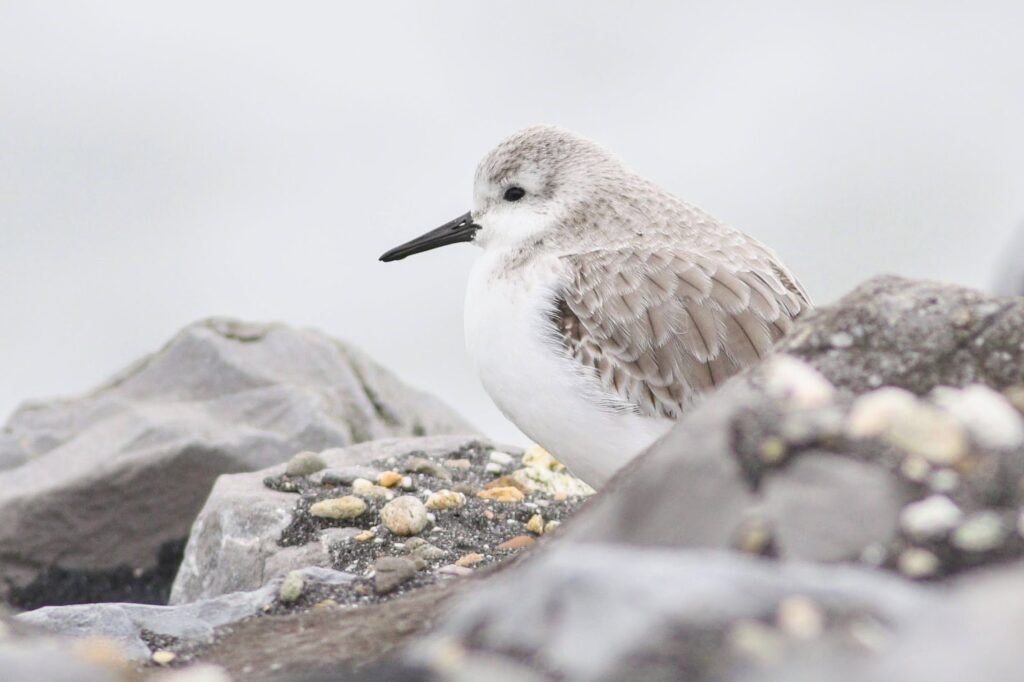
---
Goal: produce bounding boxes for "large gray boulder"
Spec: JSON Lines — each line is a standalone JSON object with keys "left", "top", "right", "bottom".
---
{"left": 779, "top": 275, "right": 1024, "bottom": 395}
{"left": 0, "top": 318, "right": 471, "bottom": 607}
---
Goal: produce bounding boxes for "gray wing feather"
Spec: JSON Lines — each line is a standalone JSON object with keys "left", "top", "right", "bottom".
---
{"left": 554, "top": 248, "right": 810, "bottom": 419}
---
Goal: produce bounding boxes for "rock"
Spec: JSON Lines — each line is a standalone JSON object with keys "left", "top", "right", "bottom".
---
{"left": 424, "top": 489, "right": 466, "bottom": 511}
{"left": 351, "top": 478, "right": 396, "bottom": 500}
{"left": 0, "top": 318, "right": 471, "bottom": 606}
{"left": 778, "top": 276, "right": 1024, "bottom": 395}
{"left": 377, "top": 470, "right": 403, "bottom": 488}
{"left": 931, "top": 384, "right": 1024, "bottom": 450}
{"left": 407, "top": 543, "right": 931, "bottom": 681}
{"left": 285, "top": 451, "right": 327, "bottom": 477}
{"left": 17, "top": 567, "right": 352, "bottom": 661}
{"left": 278, "top": 571, "right": 305, "bottom": 603}
{"left": 526, "top": 514, "right": 545, "bottom": 535}
{"left": 951, "top": 512, "right": 1005, "bottom": 552}
{"left": 151, "top": 649, "right": 176, "bottom": 665}
{"left": 897, "top": 548, "right": 940, "bottom": 578}
{"left": 171, "top": 436, "right": 479, "bottom": 604}
{"left": 309, "top": 496, "right": 367, "bottom": 520}
{"left": 373, "top": 557, "right": 417, "bottom": 595}
{"left": 562, "top": 288, "right": 1024, "bottom": 574}
{"left": 477, "top": 487, "right": 525, "bottom": 503}
{"left": 318, "top": 465, "right": 383, "bottom": 486}
{"left": 899, "top": 495, "right": 962, "bottom": 540}
{"left": 497, "top": 535, "right": 535, "bottom": 551}
{"left": 403, "top": 457, "right": 453, "bottom": 480}
{"left": 380, "top": 496, "right": 429, "bottom": 536}
{"left": 488, "top": 451, "right": 515, "bottom": 467}
{"left": 454, "top": 553, "right": 484, "bottom": 568}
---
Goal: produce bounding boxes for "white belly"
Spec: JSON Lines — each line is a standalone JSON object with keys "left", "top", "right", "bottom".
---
{"left": 464, "top": 250, "right": 673, "bottom": 487}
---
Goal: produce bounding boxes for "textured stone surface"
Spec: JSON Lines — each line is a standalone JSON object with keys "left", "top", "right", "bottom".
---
{"left": 779, "top": 275, "right": 1024, "bottom": 395}
{"left": 0, "top": 318, "right": 470, "bottom": 605}
{"left": 408, "top": 544, "right": 932, "bottom": 682}
{"left": 170, "top": 436, "right": 490, "bottom": 604}
{"left": 17, "top": 567, "right": 353, "bottom": 661}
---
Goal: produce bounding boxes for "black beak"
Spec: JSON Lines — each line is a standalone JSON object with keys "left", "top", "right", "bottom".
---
{"left": 379, "top": 212, "right": 480, "bottom": 262}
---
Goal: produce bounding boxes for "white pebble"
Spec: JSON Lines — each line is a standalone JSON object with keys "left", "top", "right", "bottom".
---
{"left": 488, "top": 450, "right": 515, "bottom": 466}
{"left": 932, "top": 384, "right": 1024, "bottom": 450}
{"left": 898, "top": 548, "right": 940, "bottom": 578}
{"left": 900, "top": 495, "right": 962, "bottom": 539}
{"left": 952, "top": 512, "right": 1005, "bottom": 552}
{"left": 762, "top": 356, "right": 835, "bottom": 409}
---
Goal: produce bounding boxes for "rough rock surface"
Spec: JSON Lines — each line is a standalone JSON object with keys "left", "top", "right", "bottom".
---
{"left": 0, "top": 318, "right": 470, "bottom": 607}
{"left": 408, "top": 544, "right": 933, "bottom": 682}
{"left": 779, "top": 276, "right": 1024, "bottom": 395}
{"left": 171, "top": 436, "right": 590, "bottom": 604}
{"left": 17, "top": 567, "right": 353, "bottom": 662}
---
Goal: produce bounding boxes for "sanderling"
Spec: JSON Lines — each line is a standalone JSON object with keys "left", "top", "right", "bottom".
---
{"left": 381, "top": 126, "right": 811, "bottom": 487}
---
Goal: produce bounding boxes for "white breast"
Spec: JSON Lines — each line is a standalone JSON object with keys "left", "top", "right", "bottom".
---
{"left": 463, "top": 249, "right": 673, "bottom": 487}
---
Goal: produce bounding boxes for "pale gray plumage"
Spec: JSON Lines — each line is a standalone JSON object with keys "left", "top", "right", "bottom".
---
{"left": 474, "top": 125, "right": 811, "bottom": 420}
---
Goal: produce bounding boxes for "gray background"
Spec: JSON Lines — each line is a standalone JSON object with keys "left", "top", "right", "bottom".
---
{"left": 3, "top": 1, "right": 1023, "bottom": 446}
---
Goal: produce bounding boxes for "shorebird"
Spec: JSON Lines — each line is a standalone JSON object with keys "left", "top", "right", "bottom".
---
{"left": 380, "top": 126, "right": 811, "bottom": 486}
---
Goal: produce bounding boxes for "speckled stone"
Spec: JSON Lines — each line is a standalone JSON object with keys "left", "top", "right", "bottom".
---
{"left": 380, "top": 495, "right": 429, "bottom": 536}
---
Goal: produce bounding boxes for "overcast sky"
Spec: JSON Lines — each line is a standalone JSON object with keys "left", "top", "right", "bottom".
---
{"left": 3, "top": 1, "right": 1023, "bottom": 445}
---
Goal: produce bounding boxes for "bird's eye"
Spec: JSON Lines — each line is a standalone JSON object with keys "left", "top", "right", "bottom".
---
{"left": 503, "top": 186, "right": 526, "bottom": 202}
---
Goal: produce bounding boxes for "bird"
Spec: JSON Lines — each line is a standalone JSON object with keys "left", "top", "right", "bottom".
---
{"left": 380, "top": 126, "right": 811, "bottom": 487}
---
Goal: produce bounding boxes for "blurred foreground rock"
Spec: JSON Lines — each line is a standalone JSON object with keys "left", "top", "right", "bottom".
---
{"left": 0, "top": 318, "right": 470, "bottom": 607}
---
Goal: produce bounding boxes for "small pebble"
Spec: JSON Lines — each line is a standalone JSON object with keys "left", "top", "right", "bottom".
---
{"left": 407, "top": 539, "right": 448, "bottom": 561}
{"left": 899, "top": 455, "right": 931, "bottom": 483}
{"left": 484, "top": 462, "right": 504, "bottom": 474}
{"left": 762, "top": 355, "right": 836, "bottom": 409}
{"left": 380, "top": 496, "right": 430, "bottom": 536}
{"left": 354, "top": 530, "right": 376, "bottom": 543}
{"left": 497, "top": 535, "right": 535, "bottom": 551}
{"left": 932, "top": 384, "right": 1024, "bottom": 450}
{"left": 477, "top": 486, "right": 525, "bottom": 502}
{"left": 278, "top": 570, "right": 305, "bottom": 603}
{"left": 445, "top": 458, "right": 472, "bottom": 470}
{"left": 928, "top": 468, "right": 960, "bottom": 493}
{"left": 522, "top": 445, "right": 564, "bottom": 471}
{"left": 313, "top": 598, "right": 338, "bottom": 610}
{"left": 829, "top": 331, "right": 854, "bottom": 349}
{"left": 404, "top": 456, "right": 452, "bottom": 480}
{"left": 152, "top": 650, "right": 177, "bottom": 666}
{"left": 438, "top": 564, "right": 474, "bottom": 577}
{"left": 543, "top": 520, "right": 561, "bottom": 534}
{"left": 454, "top": 552, "right": 485, "bottom": 567}
{"left": 729, "top": 620, "right": 786, "bottom": 665}
{"left": 286, "top": 451, "right": 327, "bottom": 477}
{"left": 373, "top": 556, "right": 418, "bottom": 594}
{"left": 952, "top": 511, "right": 1005, "bottom": 552}
{"left": 425, "top": 489, "right": 467, "bottom": 511}
{"left": 898, "top": 548, "right": 940, "bottom": 578}
{"left": 352, "top": 478, "right": 395, "bottom": 500}
{"left": 758, "top": 437, "right": 787, "bottom": 464}
{"left": 526, "top": 513, "right": 545, "bottom": 535}
{"left": 377, "top": 470, "right": 404, "bottom": 488}
{"left": 899, "top": 495, "right": 962, "bottom": 539}
{"left": 489, "top": 450, "right": 515, "bottom": 466}
{"left": 320, "top": 465, "right": 381, "bottom": 486}
{"left": 776, "top": 595, "right": 825, "bottom": 640}
{"left": 309, "top": 496, "right": 367, "bottom": 520}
